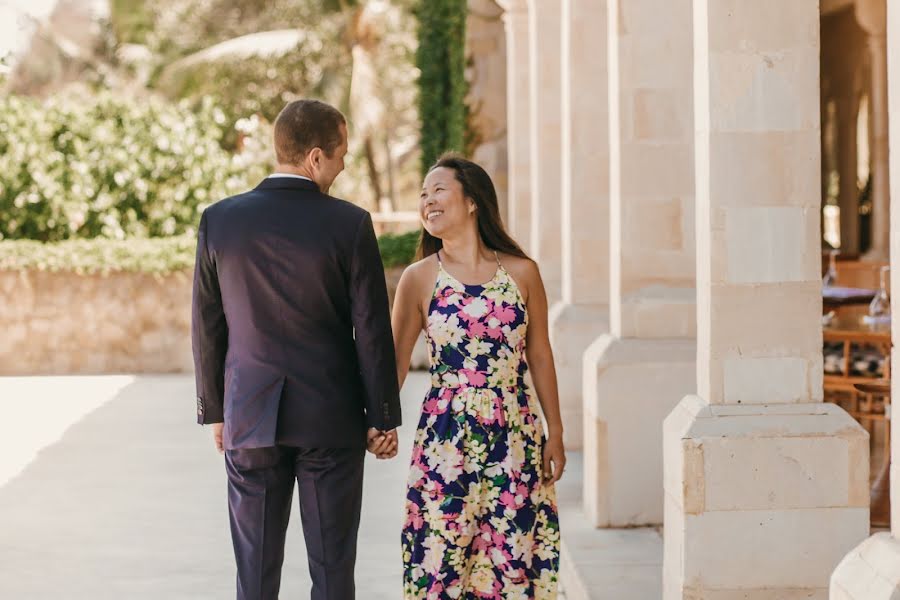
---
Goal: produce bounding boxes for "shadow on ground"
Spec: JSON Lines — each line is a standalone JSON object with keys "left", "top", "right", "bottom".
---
{"left": 0, "top": 374, "right": 429, "bottom": 600}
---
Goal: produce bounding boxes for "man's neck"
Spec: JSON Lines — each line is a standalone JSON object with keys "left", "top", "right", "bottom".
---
{"left": 273, "top": 163, "right": 314, "bottom": 180}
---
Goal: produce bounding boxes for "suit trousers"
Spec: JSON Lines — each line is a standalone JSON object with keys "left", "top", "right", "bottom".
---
{"left": 225, "top": 445, "right": 366, "bottom": 600}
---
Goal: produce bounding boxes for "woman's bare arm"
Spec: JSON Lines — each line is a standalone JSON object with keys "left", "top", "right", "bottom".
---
{"left": 519, "top": 260, "right": 567, "bottom": 483}
{"left": 392, "top": 264, "right": 427, "bottom": 391}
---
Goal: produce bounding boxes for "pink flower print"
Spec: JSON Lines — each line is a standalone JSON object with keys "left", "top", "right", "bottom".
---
{"left": 495, "top": 304, "right": 517, "bottom": 325}
{"left": 490, "top": 547, "right": 513, "bottom": 569}
{"left": 491, "top": 530, "right": 506, "bottom": 549}
{"left": 503, "top": 567, "right": 528, "bottom": 585}
{"left": 423, "top": 396, "right": 449, "bottom": 415}
{"left": 460, "top": 297, "right": 490, "bottom": 322}
{"left": 486, "top": 326, "right": 503, "bottom": 339}
{"left": 500, "top": 490, "right": 524, "bottom": 510}
{"left": 484, "top": 317, "right": 503, "bottom": 339}
{"left": 472, "top": 523, "right": 495, "bottom": 553}
{"left": 406, "top": 502, "right": 424, "bottom": 530}
{"left": 473, "top": 579, "right": 503, "bottom": 599}
{"left": 426, "top": 480, "right": 445, "bottom": 497}
{"left": 493, "top": 404, "right": 506, "bottom": 427}
{"left": 467, "top": 321, "right": 487, "bottom": 338}
{"left": 461, "top": 369, "right": 487, "bottom": 387}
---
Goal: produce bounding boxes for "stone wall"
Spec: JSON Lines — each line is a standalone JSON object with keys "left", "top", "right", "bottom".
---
{"left": 0, "top": 266, "right": 425, "bottom": 375}
{"left": 1, "top": 269, "right": 194, "bottom": 375}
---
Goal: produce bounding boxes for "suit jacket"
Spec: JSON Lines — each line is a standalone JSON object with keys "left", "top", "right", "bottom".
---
{"left": 191, "top": 176, "right": 401, "bottom": 450}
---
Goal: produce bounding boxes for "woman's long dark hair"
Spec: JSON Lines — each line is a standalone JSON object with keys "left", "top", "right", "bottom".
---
{"left": 416, "top": 154, "right": 530, "bottom": 261}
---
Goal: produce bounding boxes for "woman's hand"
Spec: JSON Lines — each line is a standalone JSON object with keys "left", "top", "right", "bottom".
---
{"left": 542, "top": 434, "right": 566, "bottom": 485}
{"left": 367, "top": 428, "right": 399, "bottom": 459}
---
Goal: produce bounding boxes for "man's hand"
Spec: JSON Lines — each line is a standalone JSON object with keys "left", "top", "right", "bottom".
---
{"left": 367, "top": 428, "right": 398, "bottom": 460}
{"left": 211, "top": 423, "right": 224, "bottom": 454}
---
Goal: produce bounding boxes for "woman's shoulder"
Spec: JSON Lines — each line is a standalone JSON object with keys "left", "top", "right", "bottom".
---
{"left": 400, "top": 254, "right": 440, "bottom": 286}
{"left": 497, "top": 252, "right": 539, "bottom": 280}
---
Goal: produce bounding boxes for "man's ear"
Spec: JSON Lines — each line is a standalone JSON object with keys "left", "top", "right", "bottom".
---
{"left": 308, "top": 147, "right": 323, "bottom": 170}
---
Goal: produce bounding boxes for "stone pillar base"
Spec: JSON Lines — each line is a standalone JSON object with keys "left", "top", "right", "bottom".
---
{"left": 831, "top": 533, "right": 900, "bottom": 599}
{"left": 549, "top": 302, "right": 609, "bottom": 451}
{"left": 663, "top": 395, "right": 870, "bottom": 599}
{"left": 582, "top": 335, "right": 695, "bottom": 527}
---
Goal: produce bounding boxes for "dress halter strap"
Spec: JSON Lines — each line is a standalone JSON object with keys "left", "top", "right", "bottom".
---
{"left": 493, "top": 250, "right": 502, "bottom": 268}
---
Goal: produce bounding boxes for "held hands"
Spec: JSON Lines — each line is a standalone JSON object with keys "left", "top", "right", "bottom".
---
{"left": 542, "top": 434, "right": 566, "bottom": 485}
{"left": 367, "top": 427, "right": 398, "bottom": 460}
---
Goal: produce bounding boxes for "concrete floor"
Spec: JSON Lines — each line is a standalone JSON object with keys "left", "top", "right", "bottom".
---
{"left": 0, "top": 373, "right": 664, "bottom": 599}
{"left": 0, "top": 374, "right": 429, "bottom": 599}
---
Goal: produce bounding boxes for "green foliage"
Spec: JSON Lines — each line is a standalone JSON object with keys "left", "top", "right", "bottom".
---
{"left": 0, "top": 236, "right": 196, "bottom": 274}
{"left": 0, "top": 91, "right": 268, "bottom": 241}
{"left": 133, "top": 0, "right": 351, "bottom": 131}
{"left": 109, "top": 0, "right": 156, "bottom": 45}
{"left": 0, "top": 230, "right": 419, "bottom": 275}
{"left": 377, "top": 229, "right": 420, "bottom": 268}
{"left": 156, "top": 39, "right": 349, "bottom": 150}
{"left": 414, "top": 0, "right": 468, "bottom": 176}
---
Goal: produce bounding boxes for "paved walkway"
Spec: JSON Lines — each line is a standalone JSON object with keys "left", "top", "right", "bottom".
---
{"left": 0, "top": 372, "right": 679, "bottom": 599}
{"left": 0, "top": 374, "right": 430, "bottom": 599}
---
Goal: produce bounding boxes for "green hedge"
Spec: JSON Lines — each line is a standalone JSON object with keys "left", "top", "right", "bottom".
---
{"left": 0, "top": 230, "right": 421, "bottom": 275}
{"left": 378, "top": 230, "right": 419, "bottom": 269}
{"left": 0, "top": 236, "right": 196, "bottom": 275}
{"left": 0, "top": 91, "right": 266, "bottom": 242}
{"left": 414, "top": 0, "right": 467, "bottom": 175}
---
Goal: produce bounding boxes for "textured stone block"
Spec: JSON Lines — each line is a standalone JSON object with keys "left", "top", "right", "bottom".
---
{"left": 724, "top": 206, "right": 808, "bottom": 284}
{"left": 549, "top": 302, "right": 609, "bottom": 451}
{"left": 664, "top": 398, "right": 870, "bottom": 595}
{"left": 584, "top": 336, "right": 695, "bottom": 526}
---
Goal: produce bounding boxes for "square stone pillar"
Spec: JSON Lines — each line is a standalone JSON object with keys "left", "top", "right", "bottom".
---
{"left": 528, "top": 0, "right": 563, "bottom": 304}
{"left": 830, "top": 0, "right": 900, "bottom": 596}
{"left": 548, "top": 0, "right": 610, "bottom": 452}
{"left": 664, "top": 1, "right": 869, "bottom": 597}
{"left": 499, "top": 0, "right": 532, "bottom": 251}
{"left": 582, "top": 0, "right": 696, "bottom": 528}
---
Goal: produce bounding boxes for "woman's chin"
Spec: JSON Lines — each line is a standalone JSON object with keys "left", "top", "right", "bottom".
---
{"left": 423, "top": 223, "right": 446, "bottom": 238}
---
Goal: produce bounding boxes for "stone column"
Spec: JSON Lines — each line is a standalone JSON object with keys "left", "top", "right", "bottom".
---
{"left": 547, "top": 0, "right": 610, "bottom": 452}
{"left": 831, "top": 0, "right": 900, "bottom": 596}
{"left": 527, "top": 0, "right": 562, "bottom": 303}
{"left": 580, "top": 0, "right": 696, "bottom": 528}
{"left": 466, "top": 1, "right": 509, "bottom": 223}
{"left": 857, "top": 0, "right": 889, "bottom": 261}
{"left": 499, "top": 0, "right": 531, "bottom": 249}
{"left": 664, "top": 1, "right": 869, "bottom": 598}
{"left": 837, "top": 94, "right": 860, "bottom": 255}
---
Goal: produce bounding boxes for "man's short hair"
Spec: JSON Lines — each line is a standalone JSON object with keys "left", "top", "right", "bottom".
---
{"left": 273, "top": 99, "right": 346, "bottom": 165}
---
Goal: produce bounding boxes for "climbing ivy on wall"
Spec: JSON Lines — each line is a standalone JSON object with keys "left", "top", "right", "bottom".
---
{"left": 414, "top": 0, "right": 468, "bottom": 176}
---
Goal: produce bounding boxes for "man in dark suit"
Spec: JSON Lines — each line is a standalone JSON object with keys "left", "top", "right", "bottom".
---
{"left": 191, "top": 99, "right": 401, "bottom": 600}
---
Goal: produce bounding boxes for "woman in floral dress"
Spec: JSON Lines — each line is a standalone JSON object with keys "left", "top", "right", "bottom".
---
{"left": 390, "top": 155, "right": 566, "bottom": 599}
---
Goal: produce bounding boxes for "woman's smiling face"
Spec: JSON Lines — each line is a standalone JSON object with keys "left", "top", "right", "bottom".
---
{"left": 419, "top": 167, "right": 475, "bottom": 238}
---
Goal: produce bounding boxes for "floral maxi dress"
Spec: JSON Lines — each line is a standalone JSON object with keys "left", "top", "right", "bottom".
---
{"left": 401, "top": 252, "right": 560, "bottom": 599}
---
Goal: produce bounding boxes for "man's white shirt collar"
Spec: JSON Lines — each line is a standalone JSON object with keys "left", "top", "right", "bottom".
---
{"left": 268, "top": 173, "right": 313, "bottom": 182}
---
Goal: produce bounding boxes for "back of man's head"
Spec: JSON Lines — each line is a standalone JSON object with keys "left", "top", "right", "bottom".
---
{"left": 273, "top": 100, "right": 346, "bottom": 166}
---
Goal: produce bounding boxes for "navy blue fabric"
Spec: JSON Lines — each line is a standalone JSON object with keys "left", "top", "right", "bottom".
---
{"left": 191, "top": 177, "right": 402, "bottom": 449}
